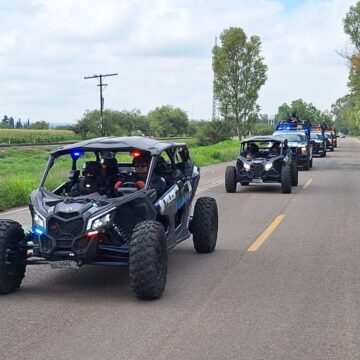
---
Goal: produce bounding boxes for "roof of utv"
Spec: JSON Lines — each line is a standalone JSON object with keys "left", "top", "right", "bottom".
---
{"left": 241, "top": 136, "right": 285, "bottom": 144}
{"left": 51, "top": 136, "right": 185, "bottom": 156}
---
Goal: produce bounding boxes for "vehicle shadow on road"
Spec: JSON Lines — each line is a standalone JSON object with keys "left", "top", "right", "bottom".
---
{"left": 236, "top": 184, "right": 290, "bottom": 194}
{"left": 18, "top": 266, "right": 134, "bottom": 302}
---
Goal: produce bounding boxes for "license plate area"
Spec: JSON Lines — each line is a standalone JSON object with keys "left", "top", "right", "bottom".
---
{"left": 252, "top": 178, "right": 263, "bottom": 183}
{"left": 49, "top": 260, "right": 79, "bottom": 269}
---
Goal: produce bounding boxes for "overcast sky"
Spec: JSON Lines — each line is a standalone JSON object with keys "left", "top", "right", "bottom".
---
{"left": 0, "top": 0, "right": 355, "bottom": 123}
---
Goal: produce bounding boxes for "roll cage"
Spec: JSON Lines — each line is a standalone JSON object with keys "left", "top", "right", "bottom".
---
{"left": 39, "top": 137, "right": 193, "bottom": 196}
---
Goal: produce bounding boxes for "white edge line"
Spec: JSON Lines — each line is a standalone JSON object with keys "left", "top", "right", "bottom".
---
{"left": 197, "top": 179, "right": 224, "bottom": 194}
{"left": 1, "top": 207, "right": 28, "bottom": 216}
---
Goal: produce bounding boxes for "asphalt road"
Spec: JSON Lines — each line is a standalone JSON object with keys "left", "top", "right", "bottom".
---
{"left": 0, "top": 138, "right": 359, "bottom": 360}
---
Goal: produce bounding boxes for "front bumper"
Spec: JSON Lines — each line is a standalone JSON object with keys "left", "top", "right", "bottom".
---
{"left": 238, "top": 168, "right": 281, "bottom": 183}
{"left": 312, "top": 144, "right": 325, "bottom": 155}
{"left": 28, "top": 231, "right": 129, "bottom": 266}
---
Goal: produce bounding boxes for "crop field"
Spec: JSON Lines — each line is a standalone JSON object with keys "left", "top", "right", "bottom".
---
{"left": 0, "top": 129, "right": 80, "bottom": 144}
{"left": 0, "top": 140, "right": 240, "bottom": 211}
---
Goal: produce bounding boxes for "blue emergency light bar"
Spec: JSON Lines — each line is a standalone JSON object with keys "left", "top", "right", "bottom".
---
{"left": 71, "top": 149, "right": 84, "bottom": 160}
{"left": 32, "top": 226, "right": 45, "bottom": 236}
{"left": 276, "top": 122, "right": 310, "bottom": 133}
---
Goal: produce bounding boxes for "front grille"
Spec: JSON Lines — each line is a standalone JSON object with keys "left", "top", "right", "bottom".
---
{"left": 290, "top": 147, "right": 301, "bottom": 154}
{"left": 48, "top": 217, "right": 84, "bottom": 239}
{"left": 57, "top": 239, "right": 73, "bottom": 249}
{"left": 40, "top": 236, "right": 52, "bottom": 252}
{"left": 57, "top": 212, "right": 79, "bottom": 219}
{"left": 250, "top": 164, "right": 264, "bottom": 177}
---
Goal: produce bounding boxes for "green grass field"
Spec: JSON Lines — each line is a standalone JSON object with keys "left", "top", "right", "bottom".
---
{"left": 0, "top": 129, "right": 80, "bottom": 144}
{"left": 0, "top": 139, "right": 240, "bottom": 212}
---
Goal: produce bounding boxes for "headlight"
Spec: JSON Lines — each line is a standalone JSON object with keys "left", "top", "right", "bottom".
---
{"left": 34, "top": 211, "right": 45, "bottom": 228}
{"left": 87, "top": 208, "right": 116, "bottom": 230}
{"left": 91, "top": 213, "right": 111, "bottom": 230}
{"left": 301, "top": 147, "right": 307, "bottom": 154}
{"left": 244, "top": 162, "right": 251, "bottom": 171}
{"left": 264, "top": 163, "right": 272, "bottom": 171}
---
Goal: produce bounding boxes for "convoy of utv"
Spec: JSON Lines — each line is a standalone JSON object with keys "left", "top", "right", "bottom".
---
{"left": 225, "top": 120, "right": 338, "bottom": 194}
{"left": 0, "top": 119, "right": 340, "bottom": 299}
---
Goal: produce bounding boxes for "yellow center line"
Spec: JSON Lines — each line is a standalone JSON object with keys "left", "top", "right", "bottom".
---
{"left": 248, "top": 215, "right": 286, "bottom": 252}
{"left": 303, "top": 178, "right": 313, "bottom": 189}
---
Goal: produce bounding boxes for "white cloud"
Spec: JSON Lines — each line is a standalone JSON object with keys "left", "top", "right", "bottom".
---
{"left": 0, "top": 0, "right": 355, "bottom": 122}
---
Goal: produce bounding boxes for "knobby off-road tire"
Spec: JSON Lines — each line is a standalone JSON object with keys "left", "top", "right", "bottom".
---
{"left": 291, "top": 161, "right": 298, "bottom": 186}
{"left": 281, "top": 165, "right": 292, "bottom": 194}
{"left": 330, "top": 146, "right": 334, "bottom": 152}
{"left": 192, "top": 197, "right": 218, "bottom": 253}
{"left": 310, "top": 158, "right": 313, "bottom": 168}
{"left": 129, "top": 220, "right": 167, "bottom": 300}
{"left": 0, "top": 220, "right": 26, "bottom": 294}
{"left": 225, "top": 166, "right": 237, "bottom": 193}
{"left": 303, "top": 159, "right": 310, "bottom": 171}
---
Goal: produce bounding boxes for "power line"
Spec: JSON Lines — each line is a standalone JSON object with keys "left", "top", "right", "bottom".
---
{"left": 84, "top": 73, "right": 118, "bottom": 136}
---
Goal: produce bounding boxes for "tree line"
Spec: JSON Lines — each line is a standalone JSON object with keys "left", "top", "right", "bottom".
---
{"left": 328, "top": 1, "right": 360, "bottom": 135}
{"left": 1, "top": 115, "right": 50, "bottom": 130}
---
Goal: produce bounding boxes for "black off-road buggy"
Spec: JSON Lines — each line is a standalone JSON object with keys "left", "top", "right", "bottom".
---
{"left": 225, "top": 136, "right": 298, "bottom": 194}
{"left": 0, "top": 137, "right": 218, "bottom": 299}
{"left": 310, "top": 126, "right": 326, "bottom": 158}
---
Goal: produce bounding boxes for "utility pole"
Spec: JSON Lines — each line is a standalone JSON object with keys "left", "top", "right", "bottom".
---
{"left": 84, "top": 73, "right": 118, "bottom": 136}
{"left": 211, "top": 37, "right": 218, "bottom": 121}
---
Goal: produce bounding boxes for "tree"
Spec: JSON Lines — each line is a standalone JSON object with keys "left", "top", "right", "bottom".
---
{"left": 9, "top": 117, "right": 15, "bottom": 128}
{"left": 347, "top": 51, "right": 360, "bottom": 95}
{"left": 344, "top": 2, "right": 360, "bottom": 49}
{"left": 148, "top": 105, "right": 189, "bottom": 137}
{"left": 1, "top": 115, "right": 9, "bottom": 126}
{"left": 195, "top": 119, "right": 233, "bottom": 146}
{"left": 29, "top": 121, "right": 49, "bottom": 130}
{"left": 111, "top": 109, "right": 144, "bottom": 136}
{"left": 252, "top": 123, "right": 274, "bottom": 136}
{"left": 74, "top": 110, "right": 100, "bottom": 139}
{"left": 212, "top": 27, "right": 268, "bottom": 139}
{"left": 16, "top": 119, "right": 23, "bottom": 129}
{"left": 277, "top": 99, "right": 324, "bottom": 124}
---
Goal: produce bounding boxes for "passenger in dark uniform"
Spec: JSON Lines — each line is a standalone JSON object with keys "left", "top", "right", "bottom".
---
{"left": 101, "top": 157, "right": 120, "bottom": 197}
{"left": 69, "top": 161, "right": 105, "bottom": 196}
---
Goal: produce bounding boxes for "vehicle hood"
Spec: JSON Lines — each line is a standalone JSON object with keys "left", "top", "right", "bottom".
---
{"left": 288, "top": 142, "right": 307, "bottom": 147}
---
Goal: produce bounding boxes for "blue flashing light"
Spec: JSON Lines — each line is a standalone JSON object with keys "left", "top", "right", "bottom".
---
{"left": 33, "top": 226, "right": 45, "bottom": 236}
{"left": 71, "top": 149, "right": 84, "bottom": 160}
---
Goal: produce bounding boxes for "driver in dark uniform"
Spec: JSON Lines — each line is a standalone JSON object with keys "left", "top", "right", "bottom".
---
{"left": 114, "top": 154, "right": 166, "bottom": 195}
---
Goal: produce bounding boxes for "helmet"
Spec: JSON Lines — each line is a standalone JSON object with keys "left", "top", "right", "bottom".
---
{"left": 132, "top": 153, "right": 151, "bottom": 166}
{"left": 82, "top": 161, "right": 102, "bottom": 177}
{"left": 101, "top": 157, "right": 118, "bottom": 177}
{"left": 248, "top": 143, "right": 259, "bottom": 153}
